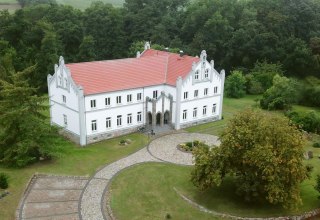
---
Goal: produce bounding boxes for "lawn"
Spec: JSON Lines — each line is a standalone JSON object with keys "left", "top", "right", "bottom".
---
{"left": 110, "top": 160, "right": 320, "bottom": 219}
{"left": 0, "top": 133, "right": 148, "bottom": 220}
{"left": 110, "top": 95, "right": 320, "bottom": 219}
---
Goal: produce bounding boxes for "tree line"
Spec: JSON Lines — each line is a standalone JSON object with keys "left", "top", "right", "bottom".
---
{"left": 0, "top": 0, "right": 320, "bottom": 92}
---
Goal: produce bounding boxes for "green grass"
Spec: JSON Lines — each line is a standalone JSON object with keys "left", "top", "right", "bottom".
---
{"left": 0, "top": 133, "right": 148, "bottom": 220}
{"left": 56, "top": 0, "right": 124, "bottom": 10}
{"left": 0, "top": 0, "right": 18, "bottom": 3}
{"left": 110, "top": 161, "right": 320, "bottom": 219}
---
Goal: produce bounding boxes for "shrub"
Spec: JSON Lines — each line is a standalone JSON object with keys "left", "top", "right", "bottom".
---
{"left": 119, "top": 139, "right": 126, "bottom": 145}
{"left": 225, "top": 70, "right": 246, "bottom": 98}
{"left": 286, "top": 110, "right": 320, "bottom": 134}
{"left": 313, "top": 142, "right": 320, "bottom": 148}
{"left": 0, "top": 173, "right": 8, "bottom": 189}
{"left": 315, "top": 175, "right": 320, "bottom": 199}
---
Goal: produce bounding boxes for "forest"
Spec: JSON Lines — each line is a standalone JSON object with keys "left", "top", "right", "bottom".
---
{"left": 0, "top": 0, "right": 319, "bottom": 89}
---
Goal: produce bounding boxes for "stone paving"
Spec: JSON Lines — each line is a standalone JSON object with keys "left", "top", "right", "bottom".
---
{"left": 147, "top": 133, "right": 220, "bottom": 165}
{"left": 18, "top": 176, "right": 88, "bottom": 220}
{"left": 18, "top": 133, "right": 220, "bottom": 220}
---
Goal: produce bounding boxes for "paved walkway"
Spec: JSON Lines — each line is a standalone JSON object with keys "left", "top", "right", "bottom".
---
{"left": 18, "top": 133, "right": 220, "bottom": 220}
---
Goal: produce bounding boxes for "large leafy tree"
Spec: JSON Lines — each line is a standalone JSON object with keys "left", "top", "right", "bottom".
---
{"left": 0, "top": 66, "right": 61, "bottom": 167}
{"left": 260, "top": 74, "right": 299, "bottom": 110}
{"left": 225, "top": 70, "right": 246, "bottom": 98}
{"left": 192, "top": 109, "right": 309, "bottom": 209}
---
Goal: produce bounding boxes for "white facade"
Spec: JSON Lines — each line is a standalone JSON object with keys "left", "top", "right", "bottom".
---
{"left": 48, "top": 49, "right": 225, "bottom": 146}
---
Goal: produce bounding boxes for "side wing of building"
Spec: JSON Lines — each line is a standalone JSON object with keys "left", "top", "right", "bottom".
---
{"left": 175, "top": 51, "right": 225, "bottom": 129}
{"left": 47, "top": 57, "right": 85, "bottom": 145}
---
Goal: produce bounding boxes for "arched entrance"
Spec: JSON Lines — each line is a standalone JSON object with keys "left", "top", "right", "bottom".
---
{"left": 164, "top": 111, "right": 170, "bottom": 124}
{"left": 156, "top": 112, "right": 161, "bottom": 125}
{"left": 148, "top": 112, "right": 152, "bottom": 125}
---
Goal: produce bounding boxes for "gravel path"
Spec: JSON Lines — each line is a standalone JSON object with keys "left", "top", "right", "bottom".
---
{"left": 79, "top": 133, "right": 220, "bottom": 220}
{"left": 147, "top": 133, "right": 220, "bottom": 165}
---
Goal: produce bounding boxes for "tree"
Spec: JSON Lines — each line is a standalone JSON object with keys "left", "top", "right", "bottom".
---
{"left": 225, "top": 70, "right": 246, "bottom": 98}
{"left": 77, "top": 35, "right": 96, "bottom": 62}
{"left": 260, "top": 75, "right": 298, "bottom": 110}
{"left": 192, "top": 109, "right": 309, "bottom": 209}
{"left": 246, "top": 61, "right": 283, "bottom": 94}
{"left": 0, "top": 65, "right": 61, "bottom": 167}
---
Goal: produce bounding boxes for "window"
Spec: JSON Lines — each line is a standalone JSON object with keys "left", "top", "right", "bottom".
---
{"left": 127, "top": 94, "right": 132, "bottom": 103}
{"left": 203, "top": 106, "right": 207, "bottom": 115}
{"left": 204, "top": 88, "right": 208, "bottom": 96}
{"left": 205, "top": 69, "right": 209, "bottom": 78}
{"left": 214, "top": 86, "right": 218, "bottom": 94}
{"left": 62, "top": 95, "right": 66, "bottom": 104}
{"left": 183, "top": 92, "right": 188, "bottom": 100}
{"left": 106, "top": 117, "right": 111, "bottom": 128}
{"left": 153, "top": 90, "right": 158, "bottom": 99}
{"left": 91, "top": 120, "right": 97, "bottom": 131}
{"left": 127, "top": 114, "right": 132, "bottom": 125}
{"left": 105, "top": 97, "right": 111, "bottom": 106}
{"left": 116, "top": 96, "right": 121, "bottom": 104}
{"left": 117, "top": 115, "right": 122, "bottom": 126}
{"left": 194, "top": 90, "right": 198, "bottom": 98}
{"left": 195, "top": 70, "right": 199, "bottom": 80}
{"left": 193, "top": 108, "right": 197, "bottom": 118}
{"left": 212, "top": 104, "right": 217, "bottom": 114}
{"left": 137, "top": 93, "right": 142, "bottom": 101}
{"left": 91, "top": 99, "right": 96, "bottom": 108}
{"left": 59, "top": 76, "right": 62, "bottom": 86}
{"left": 63, "top": 114, "right": 67, "bottom": 126}
{"left": 183, "top": 110, "right": 187, "bottom": 120}
{"left": 65, "top": 79, "right": 68, "bottom": 87}
{"left": 137, "top": 112, "right": 142, "bottom": 123}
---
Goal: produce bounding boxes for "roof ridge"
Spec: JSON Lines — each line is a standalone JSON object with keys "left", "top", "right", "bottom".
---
{"left": 66, "top": 57, "right": 137, "bottom": 65}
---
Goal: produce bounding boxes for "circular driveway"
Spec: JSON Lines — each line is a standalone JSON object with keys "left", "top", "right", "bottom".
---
{"left": 148, "top": 133, "right": 220, "bottom": 165}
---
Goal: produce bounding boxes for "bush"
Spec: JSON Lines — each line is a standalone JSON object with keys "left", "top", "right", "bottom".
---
{"left": 119, "top": 139, "right": 126, "bottom": 145}
{"left": 0, "top": 173, "right": 8, "bottom": 189}
{"left": 313, "top": 142, "right": 320, "bottom": 148}
{"left": 225, "top": 70, "right": 246, "bottom": 98}
{"left": 286, "top": 110, "right": 320, "bottom": 134}
{"left": 315, "top": 175, "right": 320, "bottom": 199}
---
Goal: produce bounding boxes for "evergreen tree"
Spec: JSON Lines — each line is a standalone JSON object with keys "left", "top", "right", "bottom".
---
{"left": 0, "top": 65, "right": 61, "bottom": 167}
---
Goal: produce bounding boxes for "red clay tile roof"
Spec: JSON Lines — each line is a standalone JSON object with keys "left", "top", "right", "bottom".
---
{"left": 66, "top": 49, "right": 199, "bottom": 95}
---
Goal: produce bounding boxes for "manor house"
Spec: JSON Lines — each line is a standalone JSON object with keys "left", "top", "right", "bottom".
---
{"left": 47, "top": 42, "right": 225, "bottom": 146}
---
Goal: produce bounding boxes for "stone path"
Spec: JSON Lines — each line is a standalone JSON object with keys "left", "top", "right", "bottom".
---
{"left": 18, "top": 133, "right": 220, "bottom": 220}
{"left": 18, "top": 175, "right": 88, "bottom": 220}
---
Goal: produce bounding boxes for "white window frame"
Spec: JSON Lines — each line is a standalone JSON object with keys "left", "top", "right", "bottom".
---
{"left": 205, "top": 69, "right": 209, "bottom": 78}
{"left": 137, "top": 112, "right": 142, "bottom": 123}
{"left": 183, "top": 110, "right": 187, "bottom": 120}
{"left": 183, "top": 92, "right": 188, "bottom": 100}
{"left": 62, "top": 95, "right": 66, "bottom": 104}
{"left": 106, "top": 117, "right": 111, "bottom": 129}
{"left": 195, "top": 70, "right": 199, "bottom": 80}
{"left": 203, "top": 106, "right": 207, "bottom": 116}
{"left": 127, "top": 94, "right": 132, "bottom": 103}
{"left": 127, "top": 114, "right": 132, "bottom": 125}
{"left": 137, "top": 93, "right": 142, "bottom": 101}
{"left": 117, "top": 115, "right": 122, "bottom": 127}
{"left": 153, "top": 90, "right": 158, "bottom": 99}
{"left": 212, "top": 104, "right": 217, "bottom": 114}
{"left": 193, "top": 108, "right": 197, "bottom": 118}
{"left": 194, "top": 90, "right": 198, "bottom": 98}
{"left": 204, "top": 88, "right": 208, "bottom": 96}
{"left": 116, "top": 96, "right": 122, "bottom": 104}
{"left": 91, "top": 120, "right": 97, "bottom": 131}
{"left": 63, "top": 114, "right": 67, "bottom": 126}
{"left": 105, "top": 97, "right": 111, "bottom": 106}
{"left": 91, "top": 99, "right": 96, "bottom": 108}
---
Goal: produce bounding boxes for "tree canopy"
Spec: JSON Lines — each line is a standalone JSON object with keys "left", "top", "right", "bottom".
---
{"left": 191, "top": 109, "right": 309, "bottom": 209}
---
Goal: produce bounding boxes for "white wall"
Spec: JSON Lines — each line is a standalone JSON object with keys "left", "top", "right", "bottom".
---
{"left": 48, "top": 64, "right": 80, "bottom": 136}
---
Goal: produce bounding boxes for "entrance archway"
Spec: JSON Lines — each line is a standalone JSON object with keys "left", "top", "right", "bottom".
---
{"left": 148, "top": 112, "right": 152, "bottom": 125}
{"left": 164, "top": 111, "right": 170, "bottom": 124}
{"left": 156, "top": 112, "right": 161, "bottom": 125}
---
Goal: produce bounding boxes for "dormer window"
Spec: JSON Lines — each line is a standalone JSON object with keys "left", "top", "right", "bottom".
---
{"left": 59, "top": 76, "right": 63, "bottom": 86}
{"left": 64, "top": 78, "right": 68, "bottom": 87}
{"left": 195, "top": 70, "right": 199, "bottom": 80}
{"left": 205, "top": 69, "right": 209, "bottom": 78}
